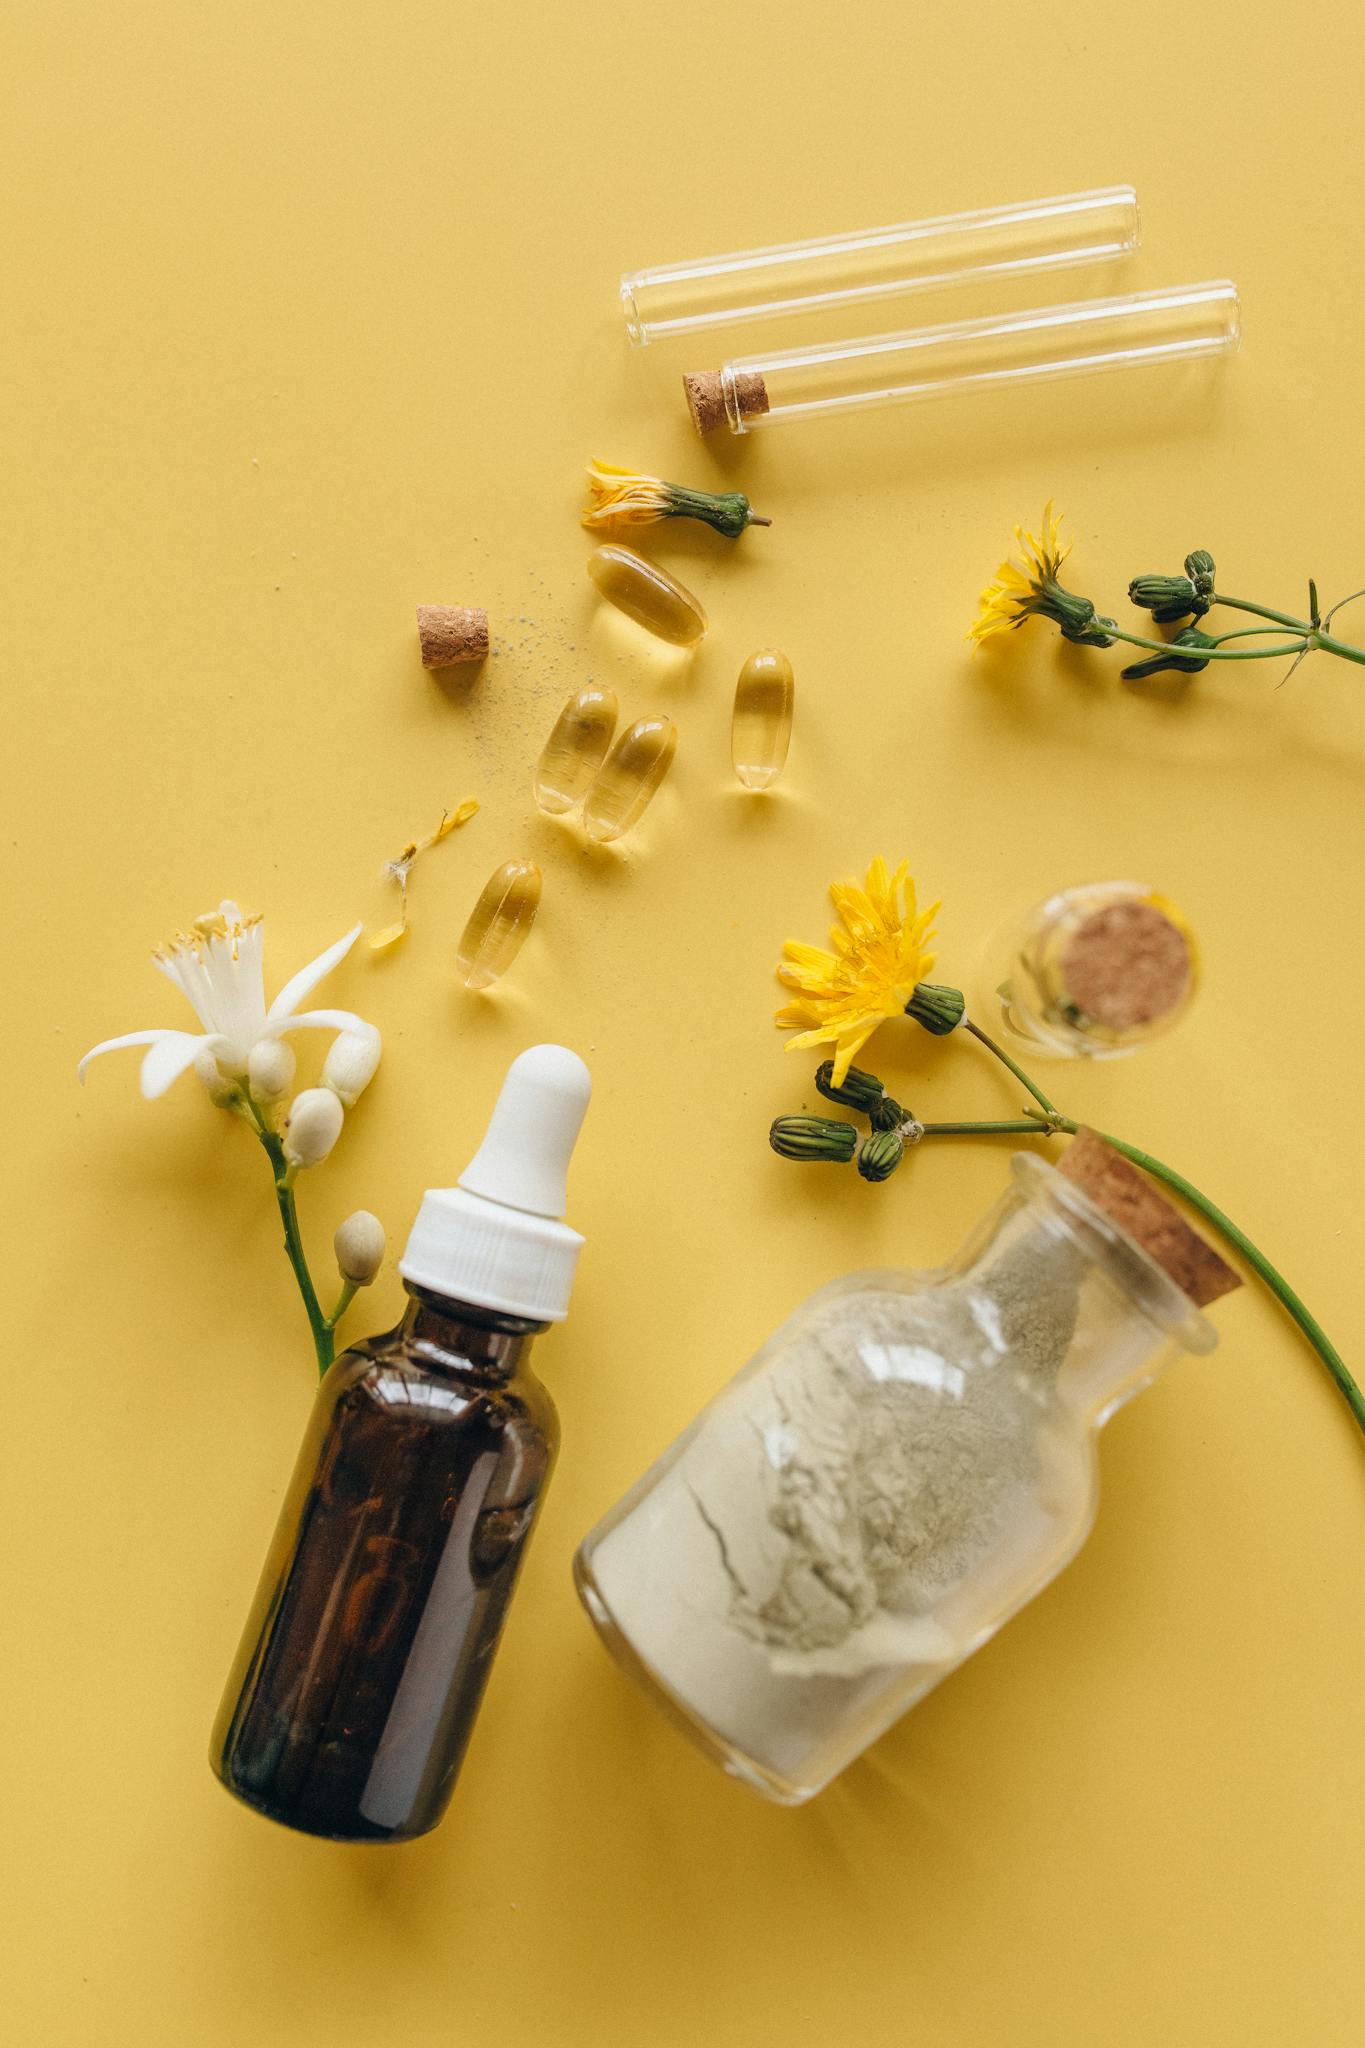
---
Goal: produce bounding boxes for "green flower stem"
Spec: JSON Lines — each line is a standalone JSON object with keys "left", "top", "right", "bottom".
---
{"left": 1311, "top": 630, "right": 1365, "bottom": 667}
{"left": 326, "top": 1277, "right": 359, "bottom": 1333}
{"left": 963, "top": 1020, "right": 1058, "bottom": 1116}
{"left": 1110, "top": 621, "right": 1365, "bottom": 670}
{"left": 920, "top": 1119, "right": 1042, "bottom": 1136}
{"left": 1066, "top": 1126, "right": 1360, "bottom": 1432}
{"left": 1209, "top": 626, "right": 1312, "bottom": 645}
{"left": 1213, "top": 593, "right": 1312, "bottom": 632}
{"left": 1109, "top": 626, "right": 1308, "bottom": 663}
{"left": 264, "top": 1139, "right": 335, "bottom": 1376}
{"left": 1322, "top": 586, "right": 1365, "bottom": 630}
{"left": 955, "top": 1025, "right": 1362, "bottom": 1440}
{"left": 236, "top": 1087, "right": 335, "bottom": 1374}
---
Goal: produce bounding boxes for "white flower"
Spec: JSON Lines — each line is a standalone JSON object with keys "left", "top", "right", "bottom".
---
{"left": 334, "top": 1209, "right": 386, "bottom": 1284}
{"left": 322, "top": 1027, "right": 382, "bottom": 1106}
{"left": 283, "top": 1089, "right": 344, "bottom": 1168}
{"left": 78, "top": 900, "right": 377, "bottom": 1101}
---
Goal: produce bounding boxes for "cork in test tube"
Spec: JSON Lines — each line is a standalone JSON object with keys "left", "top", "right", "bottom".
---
{"left": 683, "top": 281, "right": 1241, "bottom": 435}
{"left": 620, "top": 187, "right": 1139, "bottom": 346}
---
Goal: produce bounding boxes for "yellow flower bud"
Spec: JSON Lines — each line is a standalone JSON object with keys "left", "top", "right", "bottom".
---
{"left": 284, "top": 1087, "right": 344, "bottom": 1168}
{"left": 322, "top": 1027, "right": 382, "bottom": 1107}
{"left": 334, "top": 1209, "right": 385, "bottom": 1285}
{"left": 248, "top": 1037, "right": 296, "bottom": 1101}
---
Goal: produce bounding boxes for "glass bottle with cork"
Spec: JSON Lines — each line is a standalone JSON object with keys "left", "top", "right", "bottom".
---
{"left": 575, "top": 1131, "right": 1239, "bottom": 1805}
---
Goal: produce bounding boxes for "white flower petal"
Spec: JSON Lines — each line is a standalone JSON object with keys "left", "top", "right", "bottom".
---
{"left": 79, "top": 1028, "right": 178, "bottom": 1083}
{"left": 266, "top": 925, "right": 363, "bottom": 1024}
{"left": 152, "top": 908, "right": 268, "bottom": 1054}
{"left": 139, "top": 1032, "right": 213, "bottom": 1099}
{"left": 269, "top": 1007, "right": 375, "bottom": 1037}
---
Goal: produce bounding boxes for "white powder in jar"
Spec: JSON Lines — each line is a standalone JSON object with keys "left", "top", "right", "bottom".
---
{"left": 586, "top": 1232, "right": 1083, "bottom": 1776}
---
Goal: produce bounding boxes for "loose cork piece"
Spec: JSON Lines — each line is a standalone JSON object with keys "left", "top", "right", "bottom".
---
{"left": 1061, "top": 900, "right": 1192, "bottom": 1033}
{"left": 682, "top": 369, "right": 770, "bottom": 436}
{"left": 417, "top": 604, "right": 489, "bottom": 669}
{"left": 1060, "top": 1127, "right": 1240, "bottom": 1309}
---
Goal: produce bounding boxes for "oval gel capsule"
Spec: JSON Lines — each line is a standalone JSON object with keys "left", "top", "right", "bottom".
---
{"left": 456, "top": 859, "right": 542, "bottom": 990}
{"left": 582, "top": 716, "right": 678, "bottom": 843}
{"left": 731, "top": 648, "right": 794, "bottom": 790}
{"left": 534, "top": 685, "right": 619, "bottom": 815}
{"left": 586, "top": 544, "right": 707, "bottom": 647}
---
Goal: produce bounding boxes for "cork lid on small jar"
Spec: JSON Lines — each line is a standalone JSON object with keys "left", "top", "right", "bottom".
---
{"left": 1059, "top": 898, "right": 1194, "bottom": 1034}
{"left": 1059, "top": 1128, "right": 1240, "bottom": 1309}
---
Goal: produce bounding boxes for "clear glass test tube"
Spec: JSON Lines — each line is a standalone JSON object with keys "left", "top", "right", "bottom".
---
{"left": 621, "top": 187, "right": 1139, "bottom": 346}
{"left": 683, "top": 280, "right": 1240, "bottom": 434}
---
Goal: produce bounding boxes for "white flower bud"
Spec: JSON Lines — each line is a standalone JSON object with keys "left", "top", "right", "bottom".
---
{"left": 283, "top": 1087, "right": 344, "bottom": 1168}
{"left": 194, "top": 1044, "right": 238, "bottom": 1108}
{"left": 248, "top": 1037, "right": 297, "bottom": 1101}
{"left": 334, "top": 1209, "right": 386, "bottom": 1285}
{"left": 322, "top": 1026, "right": 382, "bottom": 1107}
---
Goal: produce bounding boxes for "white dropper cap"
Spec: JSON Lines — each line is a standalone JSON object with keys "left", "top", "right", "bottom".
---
{"left": 398, "top": 1044, "right": 592, "bottom": 1323}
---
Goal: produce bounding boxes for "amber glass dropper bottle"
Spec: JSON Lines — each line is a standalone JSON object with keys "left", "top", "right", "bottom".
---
{"left": 211, "top": 1044, "right": 592, "bottom": 1843}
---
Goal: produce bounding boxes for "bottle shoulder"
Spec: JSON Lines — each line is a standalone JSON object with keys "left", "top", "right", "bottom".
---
{"left": 323, "top": 1337, "right": 558, "bottom": 1447}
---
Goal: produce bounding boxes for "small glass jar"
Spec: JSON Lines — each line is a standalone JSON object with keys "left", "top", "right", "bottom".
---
{"left": 981, "top": 880, "right": 1198, "bottom": 1061}
{"left": 575, "top": 1154, "right": 1216, "bottom": 1805}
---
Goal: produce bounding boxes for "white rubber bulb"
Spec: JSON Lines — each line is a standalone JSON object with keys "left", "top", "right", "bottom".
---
{"left": 458, "top": 1044, "right": 593, "bottom": 1220}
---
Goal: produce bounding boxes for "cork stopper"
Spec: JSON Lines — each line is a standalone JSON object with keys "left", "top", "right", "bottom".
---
{"left": 1060, "top": 899, "right": 1192, "bottom": 1034}
{"left": 1060, "top": 1128, "right": 1240, "bottom": 1309}
{"left": 683, "top": 369, "right": 770, "bottom": 436}
{"left": 417, "top": 604, "right": 489, "bottom": 669}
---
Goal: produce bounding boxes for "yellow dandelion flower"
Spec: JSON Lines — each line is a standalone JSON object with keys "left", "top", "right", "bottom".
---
{"left": 970, "top": 504, "right": 1114, "bottom": 652}
{"left": 775, "top": 858, "right": 938, "bottom": 1087}
{"left": 581, "top": 459, "right": 768, "bottom": 538}
{"left": 970, "top": 501, "right": 1072, "bottom": 646}
{"left": 582, "top": 461, "right": 673, "bottom": 529}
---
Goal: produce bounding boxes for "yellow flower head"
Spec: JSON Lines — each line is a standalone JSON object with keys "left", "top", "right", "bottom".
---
{"left": 582, "top": 461, "right": 672, "bottom": 529}
{"left": 775, "top": 858, "right": 938, "bottom": 1087}
{"left": 582, "top": 459, "right": 767, "bottom": 537}
{"left": 970, "top": 501, "right": 1071, "bottom": 646}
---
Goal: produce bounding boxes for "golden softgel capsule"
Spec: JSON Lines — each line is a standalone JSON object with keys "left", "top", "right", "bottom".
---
{"left": 586, "top": 544, "right": 707, "bottom": 647}
{"left": 456, "top": 859, "right": 542, "bottom": 990}
{"left": 731, "top": 648, "right": 794, "bottom": 790}
{"left": 583, "top": 716, "right": 678, "bottom": 843}
{"left": 534, "top": 685, "right": 619, "bottom": 815}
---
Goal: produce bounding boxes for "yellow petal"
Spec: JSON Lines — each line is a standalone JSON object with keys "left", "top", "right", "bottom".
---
{"left": 431, "top": 797, "right": 479, "bottom": 844}
{"left": 781, "top": 1022, "right": 843, "bottom": 1055}
{"left": 829, "top": 1021, "right": 883, "bottom": 1088}
{"left": 779, "top": 941, "right": 844, "bottom": 988}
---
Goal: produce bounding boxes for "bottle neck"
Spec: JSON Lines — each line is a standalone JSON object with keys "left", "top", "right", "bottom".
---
{"left": 951, "top": 1157, "right": 1215, "bottom": 1426}
{"left": 396, "top": 1282, "right": 547, "bottom": 1382}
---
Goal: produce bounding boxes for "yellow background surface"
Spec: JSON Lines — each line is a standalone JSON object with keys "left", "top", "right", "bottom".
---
{"left": 5, "top": 4, "right": 1364, "bottom": 2043}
